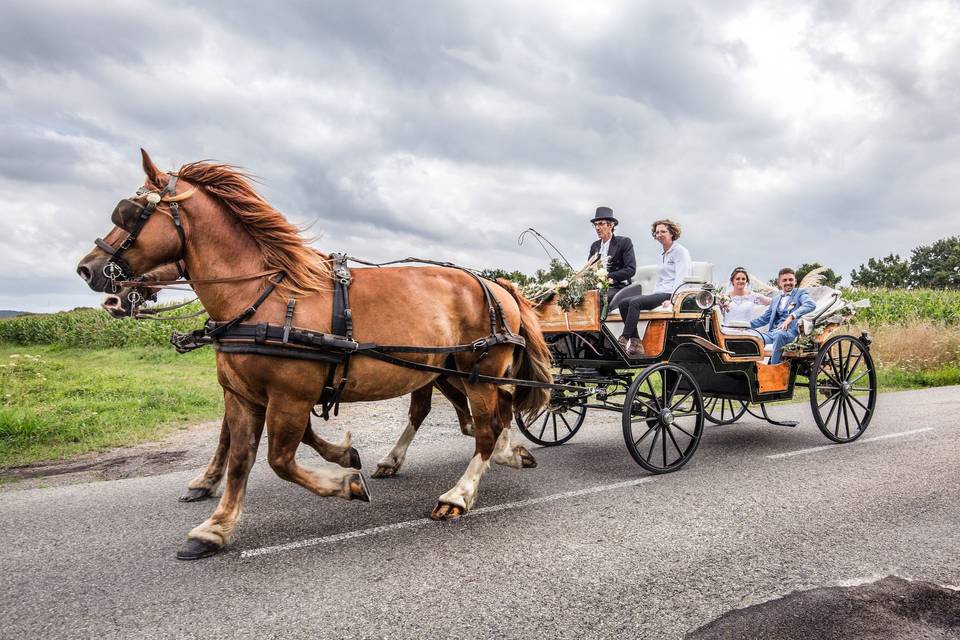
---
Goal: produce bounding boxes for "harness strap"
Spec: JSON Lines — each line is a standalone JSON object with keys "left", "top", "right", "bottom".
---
{"left": 282, "top": 299, "right": 296, "bottom": 343}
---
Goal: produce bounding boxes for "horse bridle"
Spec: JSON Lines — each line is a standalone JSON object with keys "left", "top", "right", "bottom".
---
{"left": 95, "top": 174, "right": 189, "bottom": 289}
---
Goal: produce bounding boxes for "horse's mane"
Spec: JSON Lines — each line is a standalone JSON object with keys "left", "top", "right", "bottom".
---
{"left": 164, "top": 161, "right": 332, "bottom": 296}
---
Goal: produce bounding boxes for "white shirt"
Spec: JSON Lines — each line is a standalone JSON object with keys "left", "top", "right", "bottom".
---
{"left": 599, "top": 238, "right": 611, "bottom": 262}
{"left": 653, "top": 242, "right": 692, "bottom": 294}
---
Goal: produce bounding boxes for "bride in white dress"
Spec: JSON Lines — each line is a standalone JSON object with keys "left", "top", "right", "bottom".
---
{"left": 721, "top": 267, "right": 771, "bottom": 328}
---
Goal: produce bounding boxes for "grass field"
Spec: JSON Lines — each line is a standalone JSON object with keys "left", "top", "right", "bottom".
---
{"left": 0, "top": 345, "right": 221, "bottom": 467}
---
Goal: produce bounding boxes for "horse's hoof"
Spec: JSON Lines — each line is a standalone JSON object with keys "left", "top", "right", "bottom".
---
{"left": 179, "top": 487, "right": 213, "bottom": 502}
{"left": 348, "top": 473, "right": 371, "bottom": 502}
{"left": 176, "top": 537, "right": 221, "bottom": 560}
{"left": 348, "top": 447, "right": 362, "bottom": 470}
{"left": 430, "top": 502, "right": 464, "bottom": 521}
{"left": 371, "top": 464, "right": 398, "bottom": 479}
{"left": 517, "top": 447, "right": 538, "bottom": 468}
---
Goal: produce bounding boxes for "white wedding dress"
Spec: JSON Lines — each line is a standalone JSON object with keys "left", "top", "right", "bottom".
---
{"left": 722, "top": 293, "right": 767, "bottom": 330}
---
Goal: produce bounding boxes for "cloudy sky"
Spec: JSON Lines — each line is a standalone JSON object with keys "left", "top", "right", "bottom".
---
{"left": 1, "top": 0, "right": 958, "bottom": 312}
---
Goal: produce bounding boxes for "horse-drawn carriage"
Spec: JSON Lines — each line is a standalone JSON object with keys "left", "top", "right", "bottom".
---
{"left": 77, "top": 150, "right": 878, "bottom": 558}
{"left": 519, "top": 277, "right": 878, "bottom": 473}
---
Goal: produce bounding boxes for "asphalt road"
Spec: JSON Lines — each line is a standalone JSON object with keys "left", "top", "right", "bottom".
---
{"left": 2, "top": 386, "right": 958, "bottom": 639}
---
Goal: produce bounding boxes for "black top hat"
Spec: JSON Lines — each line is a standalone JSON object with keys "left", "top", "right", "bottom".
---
{"left": 590, "top": 206, "right": 618, "bottom": 224}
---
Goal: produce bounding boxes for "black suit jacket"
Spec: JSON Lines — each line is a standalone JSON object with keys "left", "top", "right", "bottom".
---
{"left": 588, "top": 235, "right": 636, "bottom": 287}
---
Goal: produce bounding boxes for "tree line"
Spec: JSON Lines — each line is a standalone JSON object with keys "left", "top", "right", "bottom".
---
{"left": 849, "top": 236, "right": 960, "bottom": 289}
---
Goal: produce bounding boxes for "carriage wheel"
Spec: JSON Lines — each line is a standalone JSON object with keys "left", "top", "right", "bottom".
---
{"left": 809, "top": 334, "right": 877, "bottom": 443}
{"left": 703, "top": 396, "right": 749, "bottom": 425}
{"left": 515, "top": 378, "right": 588, "bottom": 447}
{"left": 622, "top": 363, "right": 704, "bottom": 473}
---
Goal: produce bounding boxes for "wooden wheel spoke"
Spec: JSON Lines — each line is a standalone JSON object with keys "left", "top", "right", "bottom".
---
{"left": 822, "top": 393, "right": 841, "bottom": 429}
{"left": 645, "top": 377, "right": 662, "bottom": 412}
{"left": 559, "top": 413, "right": 574, "bottom": 435}
{"left": 665, "top": 427, "right": 685, "bottom": 459}
{"left": 669, "top": 389, "right": 694, "bottom": 412}
{"left": 666, "top": 374, "right": 682, "bottom": 407}
{"left": 536, "top": 413, "right": 549, "bottom": 440}
{"left": 646, "top": 427, "right": 661, "bottom": 461}
{"left": 843, "top": 395, "right": 864, "bottom": 432}
{"left": 846, "top": 393, "right": 871, "bottom": 415}
{"left": 848, "top": 370, "right": 871, "bottom": 385}
{"left": 633, "top": 424, "right": 657, "bottom": 448}
{"left": 672, "top": 423, "right": 695, "bottom": 439}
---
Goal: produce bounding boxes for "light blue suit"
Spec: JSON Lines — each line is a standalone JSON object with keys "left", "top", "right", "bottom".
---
{"left": 750, "top": 288, "right": 816, "bottom": 364}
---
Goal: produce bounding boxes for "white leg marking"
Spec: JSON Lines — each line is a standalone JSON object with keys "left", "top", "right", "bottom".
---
{"left": 376, "top": 419, "right": 417, "bottom": 472}
{"left": 491, "top": 427, "right": 522, "bottom": 468}
{"left": 438, "top": 453, "right": 490, "bottom": 511}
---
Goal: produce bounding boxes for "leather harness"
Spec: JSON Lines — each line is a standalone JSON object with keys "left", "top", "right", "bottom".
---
{"left": 168, "top": 255, "right": 564, "bottom": 420}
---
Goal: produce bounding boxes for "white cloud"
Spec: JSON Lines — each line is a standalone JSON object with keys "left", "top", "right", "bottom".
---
{"left": 0, "top": 0, "right": 959, "bottom": 312}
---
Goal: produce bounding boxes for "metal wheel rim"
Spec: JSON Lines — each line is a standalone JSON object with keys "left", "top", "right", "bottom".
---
{"left": 809, "top": 335, "right": 877, "bottom": 443}
{"left": 622, "top": 363, "right": 704, "bottom": 473}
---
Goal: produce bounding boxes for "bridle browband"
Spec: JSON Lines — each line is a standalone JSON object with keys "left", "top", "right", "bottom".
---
{"left": 96, "top": 174, "right": 190, "bottom": 290}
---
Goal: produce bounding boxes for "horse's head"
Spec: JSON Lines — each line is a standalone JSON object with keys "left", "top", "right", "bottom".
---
{"left": 100, "top": 260, "right": 185, "bottom": 318}
{"left": 77, "top": 149, "right": 194, "bottom": 293}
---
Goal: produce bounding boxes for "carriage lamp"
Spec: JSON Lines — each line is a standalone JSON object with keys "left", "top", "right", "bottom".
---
{"left": 694, "top": 287, "right": 716, "bottom": 310}
{"left": 859, "top": 331, "right": 873, "bottom": 348}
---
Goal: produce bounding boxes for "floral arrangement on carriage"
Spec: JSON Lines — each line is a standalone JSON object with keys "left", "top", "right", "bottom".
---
{"left": 521, "top": 258, "right": 612, "bottom": 332}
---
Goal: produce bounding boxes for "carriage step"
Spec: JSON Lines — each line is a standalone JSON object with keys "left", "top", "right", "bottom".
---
{"left": 775, "top": 420, "right": 799, "bottom": 428}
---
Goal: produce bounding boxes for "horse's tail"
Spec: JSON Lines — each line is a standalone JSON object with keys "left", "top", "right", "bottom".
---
{"left": 497, "top": 279, "right": 552, "bottom": 422}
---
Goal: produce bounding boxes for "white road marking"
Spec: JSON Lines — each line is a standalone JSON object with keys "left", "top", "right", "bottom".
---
{"left": 767, "top": 428, "right": 934, "bottom": 460}
{"left": 240, "top": 476, "right": 655, "bottom": 559}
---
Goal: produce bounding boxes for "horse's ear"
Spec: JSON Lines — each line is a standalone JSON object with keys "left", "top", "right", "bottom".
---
{"left": 140, "top": 148, "right": 164, "bottom": 186}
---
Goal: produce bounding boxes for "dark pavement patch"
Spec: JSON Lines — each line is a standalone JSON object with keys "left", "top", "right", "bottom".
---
{"left": 688, "top": 576, "right": 960, "bottom": 639}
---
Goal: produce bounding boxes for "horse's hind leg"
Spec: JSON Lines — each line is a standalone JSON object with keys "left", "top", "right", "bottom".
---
{"left": 372, "top": 384, "right": 433, "bottom": 478}
{"left": 432, "top": 383, "right": 500, "bottom": 520}
{"left": 490, "top": 388, "right": 537, "bottom": 469}
{"left": 180, "top": 418, "right": 360, "bottom": 503}
{"left": 177, "top": 392, "right": 265, "bottom": 560}
{"left": 435, "top": 378, "right": 474, "bottom": 436}
{"left": 181, "top": 418, "right": 231, "bottom": 502}
{"left": 266, "top": 399, "right": 371, "bottom": 502}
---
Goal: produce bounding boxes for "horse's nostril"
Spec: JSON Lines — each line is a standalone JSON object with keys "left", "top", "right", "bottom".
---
{"left": 77, "top": 266, "right": 92, "bottom": 282}
{"left": 104, "top": 296, "right": 120, "bottom": 307}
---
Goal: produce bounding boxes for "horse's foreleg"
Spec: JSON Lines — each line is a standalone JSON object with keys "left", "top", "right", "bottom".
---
{"left": 266, "top": 400, "right": 370, "bottom": 502}
{"left": 490, "top": 388, "right": 537, "bottom": 469}
{"left": 177, "top": 392, "right": 264, "bottom": 560}
{"left": 301, "top": 420, "right": 362, "bottom": 469}
{"left": 372, "top": 384, "right": 433, "bottom": 478}
{"left": 432, "top": 384, "right": 499, "bottom": 520}
{"left": 435, "top": 378, "right": 475, "bottom": 436}
{"left": 181, "top": 418, "right": 231, "bottom": 502}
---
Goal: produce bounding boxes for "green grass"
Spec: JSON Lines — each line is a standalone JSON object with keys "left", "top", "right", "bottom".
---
{"left": 875, "top": 364, "right": 960, "bottom": 390}
{"left": 0, "top": 345, "right": 222, "bottom": 468}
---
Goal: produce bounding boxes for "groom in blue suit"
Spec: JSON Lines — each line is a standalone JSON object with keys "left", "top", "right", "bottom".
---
{"left": 750, "top": 267, "right": 816, "bottom": 364}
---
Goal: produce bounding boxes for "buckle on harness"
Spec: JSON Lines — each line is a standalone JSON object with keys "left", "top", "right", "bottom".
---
{"left": 472, "top": 337, "right": 490, "bottom": 351}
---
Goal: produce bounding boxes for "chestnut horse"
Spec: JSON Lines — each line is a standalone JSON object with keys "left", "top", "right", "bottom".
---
{"left": 102, "top": 263, "right": 480, "bottom": 500}
{"left": 78, "top": 150, "right": 551, "bottom": 559}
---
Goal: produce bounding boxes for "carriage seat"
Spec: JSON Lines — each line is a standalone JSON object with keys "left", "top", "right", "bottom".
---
{"left": 606, "top": 261, "right": 714, "bottom": 320}
{"left": 799, "top": 290, "right": 844, "bottom": 336}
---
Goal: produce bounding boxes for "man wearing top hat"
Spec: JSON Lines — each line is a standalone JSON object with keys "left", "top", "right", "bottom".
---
{"left": 588, "top": 206, "right": 636, "bottom": 305}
